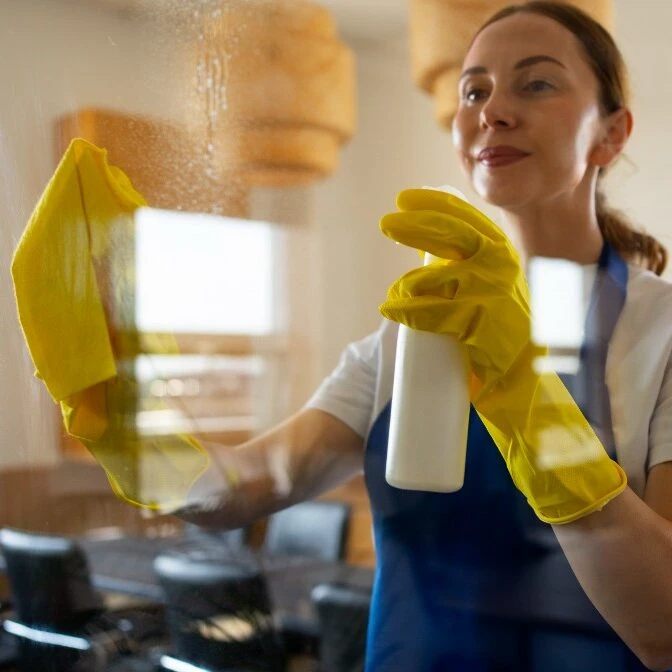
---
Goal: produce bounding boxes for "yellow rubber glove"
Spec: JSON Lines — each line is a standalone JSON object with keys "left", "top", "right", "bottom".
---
{"left": 379, "top": 188, "right": 627, "bottom": 524}
{"left": 11, "top": 138, "right": 209, "bottom": 510}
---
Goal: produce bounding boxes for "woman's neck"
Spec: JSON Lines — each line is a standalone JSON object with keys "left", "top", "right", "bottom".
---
{"left": 502, "top": 192, "right": 604, "bottom": 266}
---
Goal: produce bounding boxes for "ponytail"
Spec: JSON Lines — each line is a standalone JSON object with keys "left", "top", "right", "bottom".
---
{"left": 596, "top": 188, "right": 668, "bottom": 276}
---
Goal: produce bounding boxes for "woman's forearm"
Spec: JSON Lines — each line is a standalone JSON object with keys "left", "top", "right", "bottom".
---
{"left": 553, "top": 487, "right": 672, "bottom": 671}
{"left": 170, "top": 408, "right": 364, "bottom": 529}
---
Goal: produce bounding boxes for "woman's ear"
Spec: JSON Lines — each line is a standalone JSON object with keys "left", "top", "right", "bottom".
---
{"left": 590, "top": 108, "right": 633, "bottom": 168}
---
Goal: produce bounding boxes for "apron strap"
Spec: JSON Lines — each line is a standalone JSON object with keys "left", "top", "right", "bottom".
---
{"left": 566, "top": 241, "right": 628, "bottom": 458}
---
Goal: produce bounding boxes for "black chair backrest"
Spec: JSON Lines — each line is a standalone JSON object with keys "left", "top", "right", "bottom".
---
{"left": 183, "top": 523, "right": 247, "bottom": 552}
{"left": 154, "top": 553, "right": 284, "bottom": 671}
{"left": 264, "top": 501, "right": 351, "bottom": 562}
{"left": 312, "top": 582, "right": 371, "bottom": 672}
{"left": 0, "top": 528, "right": 103, "bottom": 629}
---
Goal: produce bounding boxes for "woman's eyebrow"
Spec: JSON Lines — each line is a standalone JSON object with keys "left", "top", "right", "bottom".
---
{"left": 459, "top": 55, "right": 567, "bottom": 80}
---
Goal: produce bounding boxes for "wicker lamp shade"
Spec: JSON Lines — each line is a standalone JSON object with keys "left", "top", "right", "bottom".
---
{"left": 410, "top": 0, "right": 614, "bottom": 129}
{"left": 195, "top": 0, "right": 356, "bottom": 187}
{"left": 56, "top": 108, "right": 249, "bottom": 218}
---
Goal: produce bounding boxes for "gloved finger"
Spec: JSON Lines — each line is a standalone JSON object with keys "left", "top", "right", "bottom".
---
{"left": 396, "top": 188, "right": 508, "bottom": 244}
{"left": 384, "top": 262, "right": 461, "bottom": 301}
{"left": 383, "top": 261, "right": 516, "bottom": 304}
{"left": 380, "top": 295, "right": 528, "bottom": 373}
{"left": 380, "top": 210, "right": 486, "bottom": 260}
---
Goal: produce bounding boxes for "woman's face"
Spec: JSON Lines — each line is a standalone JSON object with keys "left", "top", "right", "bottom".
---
{"left": 452, "top": 13, "right": 610, "bottom": 209}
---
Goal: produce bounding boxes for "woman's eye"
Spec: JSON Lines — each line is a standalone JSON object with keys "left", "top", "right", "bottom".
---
{"left": 523, "top": 79, "right": 554, "bottom": 93}
{"left": 463, "top": 87, "right": 488, "bottom": 103}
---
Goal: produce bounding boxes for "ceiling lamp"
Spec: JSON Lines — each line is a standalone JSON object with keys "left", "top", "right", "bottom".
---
{"left": 56, "top": 108, "right": 249, "bottom": 218}
{"left": 192, "top": 0, "right": 356, "bottom": 187}
{"left": 410, "top": 0, "right": 614, "bottom": 129}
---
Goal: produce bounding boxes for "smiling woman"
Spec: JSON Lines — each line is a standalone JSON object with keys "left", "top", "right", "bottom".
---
{"left": 362, "top": 2, "right": 672, "bottom": 670}
{"left": 180, "top": 2, "right": 672, "bottom": 671}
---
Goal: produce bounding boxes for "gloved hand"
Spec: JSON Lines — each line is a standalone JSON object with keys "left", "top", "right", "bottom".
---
{"left": 11, "top": 138, "right": 210, "bottom": 510}
{"left": 379, "top": 188, "right": 627, "bottom": 524}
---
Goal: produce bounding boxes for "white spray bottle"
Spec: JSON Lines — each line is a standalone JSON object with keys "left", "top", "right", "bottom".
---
{"left": 385, "top": 185, "right": 471, "bottom": 492}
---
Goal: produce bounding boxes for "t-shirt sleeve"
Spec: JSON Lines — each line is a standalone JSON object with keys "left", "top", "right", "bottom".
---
{"left": 647, "top": 347, "right": 672, "bottom": 470}
{"left": 303, "top": 327, "right": 381, "bottom": 439}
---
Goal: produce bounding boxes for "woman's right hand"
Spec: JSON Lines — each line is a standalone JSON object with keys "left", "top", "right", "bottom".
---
{"left": 166, "top": 409, "right": 364, "bottom": 528}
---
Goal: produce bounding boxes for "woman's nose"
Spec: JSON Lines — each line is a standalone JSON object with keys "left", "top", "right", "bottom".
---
{"left": 479, "top": 93, "right": 518, "bottom": 130}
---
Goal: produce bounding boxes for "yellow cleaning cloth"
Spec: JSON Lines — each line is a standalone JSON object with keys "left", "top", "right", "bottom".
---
{"left": 11, "top": 138, "right": 209, "bottom": 510}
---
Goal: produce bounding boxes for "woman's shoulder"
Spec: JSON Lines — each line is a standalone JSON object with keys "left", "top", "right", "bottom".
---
{"left": 622, "top": 264, "right": 672, "bottom": 343}
{"left": 334, "top": 320, "right": 399, "bottom": 377}
{"left": 347, "top": 319, "right": 399, "bottom": 351}
{"left": 626, "top": 264, "right": 672, "bottom": 311}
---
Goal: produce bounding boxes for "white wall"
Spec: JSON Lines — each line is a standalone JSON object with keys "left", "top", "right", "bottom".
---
{"left": 0, "top": 0, "right": 184, "bottom": 467}
{"left": 1, "top": 0, "right": 671, "bottom": 469}
{"left": 311, "top": 39, "right": 464, "bottom": 377}
{"left": 608, "top": 0, "right": 672, "bottom": 254}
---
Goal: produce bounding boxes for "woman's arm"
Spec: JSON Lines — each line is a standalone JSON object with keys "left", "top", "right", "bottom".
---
{"left": 170, "top": 408, "right": 364, "bottom": 529}
{"left": 553, "top": 466, "right": 672, "bottom": 671}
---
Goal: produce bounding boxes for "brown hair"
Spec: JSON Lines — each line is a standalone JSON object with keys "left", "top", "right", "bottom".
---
{"left": 474, "top": 1, "right": 668, "bottom": 275}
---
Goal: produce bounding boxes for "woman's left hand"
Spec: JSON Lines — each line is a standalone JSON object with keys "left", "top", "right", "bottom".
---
{"left": 380, "top": 188, "right": 627, "bottom": 524}
{"left": 379, "top": 187, "right": 532, "bottom": 400}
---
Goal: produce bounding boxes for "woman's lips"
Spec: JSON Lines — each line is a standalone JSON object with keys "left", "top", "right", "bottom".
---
{"left": 477, "top": 146, "right": 530, "bottom": 168}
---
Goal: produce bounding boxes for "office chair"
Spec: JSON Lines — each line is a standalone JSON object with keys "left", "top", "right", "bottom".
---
{"left": 183, "top": 522, "right": 249, "bottom": 553}
{"left": 0, "top": 528, "right": 165, "bottom": 672}
{"left": 263, "top": 501, "right": 351, "bottom": 562}
{"left": 0, "top": 527, "right": 104, "bottom": 629}
{"left": 311, "top": 583, "right": 371, "bottom": 672}
{"left": 154, "top": 553, "right": 285, "bottom": 671}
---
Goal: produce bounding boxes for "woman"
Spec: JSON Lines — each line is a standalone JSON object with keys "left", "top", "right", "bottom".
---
{"left": 178, "top": 2, "right": 672, "bottom": 669}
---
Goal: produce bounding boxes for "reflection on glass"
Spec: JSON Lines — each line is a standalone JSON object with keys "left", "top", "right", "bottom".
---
{"left": 131, "top": 208, "right": 288, "bottom": 503}
{"left": 135, "top": 208, "right": 274, "bottom": 335}
{"left": 136, "top": 353, "right": 265, "bottom": 440}
{"left": 529, "top": 256, "right": 591, "bottom": 374}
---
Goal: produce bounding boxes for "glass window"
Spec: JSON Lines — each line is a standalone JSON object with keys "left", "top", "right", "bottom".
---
{"left": 2, "top": 2, "right": 671, "bottom": 671}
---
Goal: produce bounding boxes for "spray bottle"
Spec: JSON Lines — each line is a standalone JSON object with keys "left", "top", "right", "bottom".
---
{"left": 385, "top": 186, "right": 471, "bottom": 492}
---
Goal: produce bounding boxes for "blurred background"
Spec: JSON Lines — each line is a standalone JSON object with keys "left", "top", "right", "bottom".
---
{"left": 0, "top": 1, "right": 670, "bottom": 670}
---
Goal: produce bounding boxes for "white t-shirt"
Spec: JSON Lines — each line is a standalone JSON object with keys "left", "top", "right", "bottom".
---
{"left": 306, "top": 263, "right": 672, "bottom": 498}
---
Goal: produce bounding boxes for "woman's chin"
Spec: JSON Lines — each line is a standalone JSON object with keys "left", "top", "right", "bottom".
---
{"left": 474, "top": 180, "right": 533, "bottom": 210}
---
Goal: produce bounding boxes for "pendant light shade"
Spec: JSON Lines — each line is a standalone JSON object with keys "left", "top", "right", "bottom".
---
{"left": 194, "top": 0, "right": 356, "bottom": 187}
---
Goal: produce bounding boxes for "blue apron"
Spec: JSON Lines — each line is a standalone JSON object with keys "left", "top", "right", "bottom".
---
{"left": 363, "top": 242, "right": 641, "bottom": 671}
